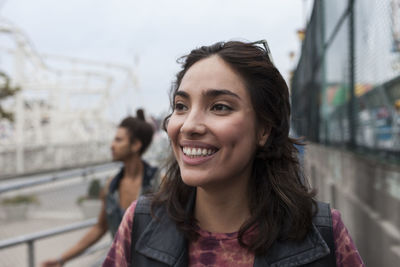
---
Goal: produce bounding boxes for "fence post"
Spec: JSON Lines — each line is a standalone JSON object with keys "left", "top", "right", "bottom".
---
{"left": 348, "top": 0, "right": 356, "bottom": 148}
{"left": 27, "top": 240, "right": 35, "bottom": 267}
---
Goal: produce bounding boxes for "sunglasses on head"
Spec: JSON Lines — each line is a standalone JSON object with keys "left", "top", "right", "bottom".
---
{"left": 249, "top": 39, "right": 275, "bottom": 65}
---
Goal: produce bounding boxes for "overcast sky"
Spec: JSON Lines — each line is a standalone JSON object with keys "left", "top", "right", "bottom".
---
{"left": 1, "top": 0, "right": 313, "bottom": 120}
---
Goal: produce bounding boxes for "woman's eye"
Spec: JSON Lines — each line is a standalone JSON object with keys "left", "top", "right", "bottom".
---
{"left": 174, "top": 102, "right": 187, "bottom": 111}
{"left": 211, "top": 104, "right": 232, "bottom": 112}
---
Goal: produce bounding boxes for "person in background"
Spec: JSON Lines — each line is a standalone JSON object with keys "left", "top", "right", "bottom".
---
{"left": 103, "top": 40, "right": 364, "bottom": 266}
{"left": 42, "top": 109, "right": 159, "bottom": 267}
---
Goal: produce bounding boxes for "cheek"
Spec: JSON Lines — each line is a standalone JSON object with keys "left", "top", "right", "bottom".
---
{"left": 218, "top": 117, "right": 257, "bottom": 144}
{"left": 167, "top": 119, "right": 182, "bottom": 159}
{"left": 166, "top": 116, "right": 180, "bottom": 142}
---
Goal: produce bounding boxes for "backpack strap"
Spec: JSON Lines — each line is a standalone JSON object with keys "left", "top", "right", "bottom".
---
{"left": 130, "top": 196, "right": 153, "bottom": 266}
{"left": 313, "top": 202, "right": 336, "bottom": 265}
{"left": 130, "top": 196, "right": 187, "bottom": 267}
{"left": 253, "top": 201, "right": 336, "bottom": 267}
{"left": 131, "top": 196, "right": 152, "bottom": 247}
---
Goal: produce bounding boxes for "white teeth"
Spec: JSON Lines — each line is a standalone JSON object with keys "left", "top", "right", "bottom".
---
{"left": 182, "top": 146, "right": 216, "bottom": 157}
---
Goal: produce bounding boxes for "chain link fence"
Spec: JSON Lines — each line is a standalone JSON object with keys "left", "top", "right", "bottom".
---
{"left": 291, "top": 0, "right": 400, "bottom": 161}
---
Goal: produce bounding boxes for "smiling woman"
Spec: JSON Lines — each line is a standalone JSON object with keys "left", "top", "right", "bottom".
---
{"left": 167, "top": 55, "right": 265, "bottom": 192}
{"left": 102, "top": 41, "right": 364, "bottom": 267}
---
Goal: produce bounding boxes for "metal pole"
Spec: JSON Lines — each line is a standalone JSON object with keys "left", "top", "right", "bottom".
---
{"left": 27, "top": 240, "right": 35, "bottom": 267}
{"left": 15, "top": 91, "right": 24, "bottom": 174}
{"left": 321, "top": 0, "right": 328, "bottom": 144}
{"left": 348, "top": 0, "right": 356, "bottom": 148}
{"left": 14, "top": 42, "right": 24, "bottom": 174}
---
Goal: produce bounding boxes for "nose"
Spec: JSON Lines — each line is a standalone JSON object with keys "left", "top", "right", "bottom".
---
{"left": 179, "top": 108, "right": 207, "bottom": 137}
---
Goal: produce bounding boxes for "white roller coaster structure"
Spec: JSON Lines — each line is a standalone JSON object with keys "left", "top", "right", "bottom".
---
{"left": 0, "top": 16, "right": 139, "bottom": 177}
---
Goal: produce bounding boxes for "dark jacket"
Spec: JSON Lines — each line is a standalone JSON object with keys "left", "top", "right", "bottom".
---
{"left": 105, "top": 161, "right": 158, "bottom": 237}
{"left": 130, "top": 195, "right": 336, "bottom": 267}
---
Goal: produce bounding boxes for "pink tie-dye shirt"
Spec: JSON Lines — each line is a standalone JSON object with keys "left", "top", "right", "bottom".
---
{"left": 103, "top": 201, "right": 364, "bottom": 267}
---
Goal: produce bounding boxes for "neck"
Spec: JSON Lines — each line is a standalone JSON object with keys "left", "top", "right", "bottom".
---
{"left": 123, "top": 155, "right": 143, "bottom": 179}
{"left": 194, "top": 178, "right": 250, "bottom": 233}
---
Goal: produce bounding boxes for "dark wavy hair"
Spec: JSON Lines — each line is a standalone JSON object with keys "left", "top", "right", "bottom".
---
{"left": 153, "top": 41, "right": 316, "bottom": 255}
{"left": 119, "top": 109, "right": 154, "bottom": 155}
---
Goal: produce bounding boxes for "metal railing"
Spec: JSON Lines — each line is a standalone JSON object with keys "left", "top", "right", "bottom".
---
{"left": 0, "top": 161, "right": 120, "bottom": 193}
{"left": 0, "top": 162, "right": 119, "bottom": 267}
{"left": 0, "top": 218, "right": 110, "bottom": 267}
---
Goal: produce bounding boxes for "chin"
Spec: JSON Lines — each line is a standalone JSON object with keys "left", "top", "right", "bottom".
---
{"left": 181, "top": 177, "right": 200, "bottom": 187}
{"left": 180, "top": 171, "right": 215, "bottom": 187}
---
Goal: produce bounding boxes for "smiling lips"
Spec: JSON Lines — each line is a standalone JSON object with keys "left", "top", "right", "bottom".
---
{"left": 182, "top": 146, "right": 217, "bottom": 157}
{"left": 181, "top": 146, "right": 217, "bottom": 165}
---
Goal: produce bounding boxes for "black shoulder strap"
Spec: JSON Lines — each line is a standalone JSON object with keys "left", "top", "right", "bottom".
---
{"left": 131, "top": 196, "right": 152, "bottom": 245}
{"left": 313, "top": 202, "right": 336, "bottom": 266}
{"left": 130, "top": 196, "right": 152, "bottom": 265}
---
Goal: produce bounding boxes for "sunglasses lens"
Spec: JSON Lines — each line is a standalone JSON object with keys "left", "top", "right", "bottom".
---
{"left": 250, "top": 40, "right": 274, "bottom": 65}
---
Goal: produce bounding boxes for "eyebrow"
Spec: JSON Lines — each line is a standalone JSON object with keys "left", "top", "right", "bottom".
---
{"left": 174, "top": 91, "right": 189, "bottom": 99}
{"left": 174, "top": 89, "right": 241, "bottom": 100}
{"left": 203, "top": 89, "right": 241, "bottom": 99}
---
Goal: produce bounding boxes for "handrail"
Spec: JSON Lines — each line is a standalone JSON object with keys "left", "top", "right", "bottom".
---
{"left": 0, "top": 218, "right": 96, "bottom": 249}
{"left": 0, "top": 218, "right": 112, "bottom": 267}
{"left": 0, "top": 162, "right": 120, "bottom": 266}
{"left": 0, "top": 162, "right": 120, "bottom": 194}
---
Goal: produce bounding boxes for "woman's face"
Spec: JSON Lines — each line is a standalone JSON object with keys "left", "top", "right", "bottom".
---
{"left": 167, "top": 55, "right": 268, "bottom": 189}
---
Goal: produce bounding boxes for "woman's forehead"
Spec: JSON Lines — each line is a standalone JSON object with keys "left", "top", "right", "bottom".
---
{"left": 177, "top": 56, "right": 248, "bottom": 98}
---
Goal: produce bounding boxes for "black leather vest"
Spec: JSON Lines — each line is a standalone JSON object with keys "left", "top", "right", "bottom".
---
{"left": 130, "top": 196, "right": 336, "bottom": 267}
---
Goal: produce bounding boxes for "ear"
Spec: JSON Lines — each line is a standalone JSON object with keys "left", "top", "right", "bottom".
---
{"left": 257, "top": 126, "right": 270, "bottom": 147}
{"left": 130, "top": 139, "right": 142, "bottom": 154}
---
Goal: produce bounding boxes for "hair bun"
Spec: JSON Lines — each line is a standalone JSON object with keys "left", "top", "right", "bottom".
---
{"left": 136, "top": 108, "right": 145, "bottom": 121}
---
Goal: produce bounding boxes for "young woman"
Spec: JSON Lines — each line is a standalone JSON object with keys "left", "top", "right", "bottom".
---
{"left": 103, "top": 41, "right": 364, "bottom": 267}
